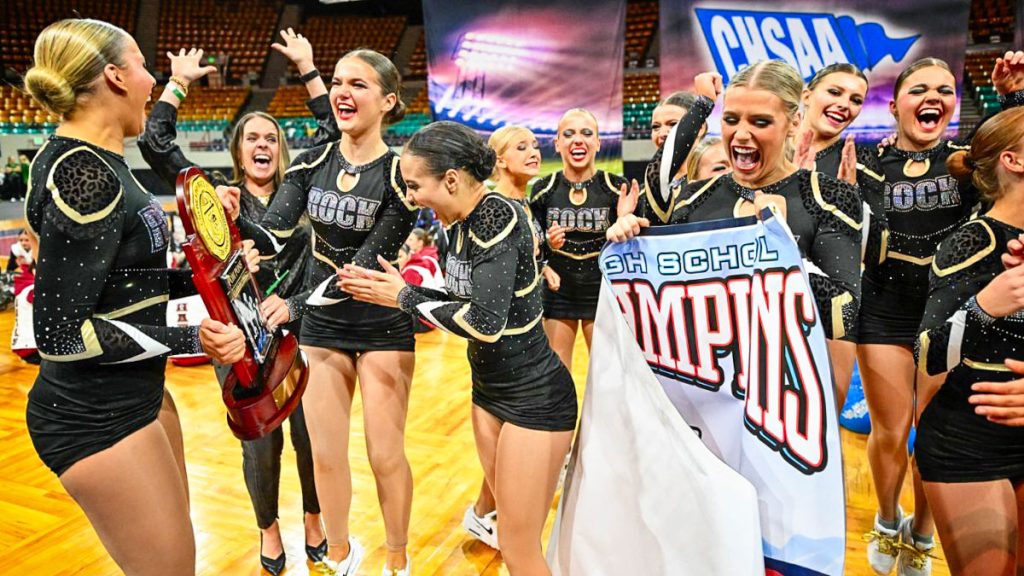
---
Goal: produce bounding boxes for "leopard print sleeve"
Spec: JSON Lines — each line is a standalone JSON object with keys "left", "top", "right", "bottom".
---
{"left": 32, "top": 148, "right": 202, "bottom": 364}
{"left": 915, "top": 218, "right": 1003, "bottom": 375}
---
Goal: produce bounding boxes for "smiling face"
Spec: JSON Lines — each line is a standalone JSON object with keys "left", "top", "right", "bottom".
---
{"left": 721, "top": 86, "right": 799, "bottom": 186}
{"left": 802, "top": 72, "right": 867, "bottom": 142}
{"left": 497, "top": 134, "right": 541, "bottom": 181}
{"left": 237, "top": 116, "right": 280, "bottom": 186}
{"left": 330, "top": 56, "right": 396, "bottom": 137}
{"left": 555, "top": 111, "right": 600, "bottom": 172}
{"left": 401, "top": 153, "right": 454, "bottom": 221}
{"left": 891, "top": 66, "right": 957, "bottom": 150}
{"left": 651, "top": 103, "right": 686, "bottom": 149}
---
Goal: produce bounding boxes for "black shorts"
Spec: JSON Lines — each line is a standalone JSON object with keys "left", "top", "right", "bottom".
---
{"left": 916, "top": 377, "right": 1024, "bottom": 483}
{"left": 857, "top": 275, "right": 927, "bottom": 346}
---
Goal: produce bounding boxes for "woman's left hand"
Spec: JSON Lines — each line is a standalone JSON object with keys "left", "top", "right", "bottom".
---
{"left": 992, "top": 50, "right": 1024, "bottom": 96}
{"left": 271, "top": 28, "right": 315, "bottom": 73}
{"left": 337, "top": 255, "right": 406, "bottom": 308}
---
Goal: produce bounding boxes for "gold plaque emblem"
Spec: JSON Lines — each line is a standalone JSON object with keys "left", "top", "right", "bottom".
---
{"left": 189, "top": 176, "right": 231, "bottom": 261}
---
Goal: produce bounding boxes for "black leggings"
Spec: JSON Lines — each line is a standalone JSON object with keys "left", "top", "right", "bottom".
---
{"left": 242, "top": 399, "right": 320, "bottom": 529}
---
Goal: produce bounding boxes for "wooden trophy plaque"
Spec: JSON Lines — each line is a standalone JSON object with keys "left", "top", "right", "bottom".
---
{"left": 176, "top": 166, "right": 308, "bottom": 440}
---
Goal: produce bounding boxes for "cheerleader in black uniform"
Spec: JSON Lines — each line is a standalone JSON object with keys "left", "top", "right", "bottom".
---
{"left": 914, "top": 106, "right": 1024, "bottom": 576}
{"left": 22, "top": 19, "right": 247, "bottom": 575}
{"left": 222, "top": 49, "right": 418, "bottom": 575}
{"left": 792, "top": 62, "right": 885, "bottom": 407}
{"left": 529, "top": 108, "right": 626, "bottom": 371}
{"left": 456, "top": 124, "right": 550, "bottom": 550}
{"left": 857, "top": 54, "right": 1024, "bottom": 575}
{"left": 612, "top": 63, "right": 862, "bottom": 340}
{"left": 638, "top": 90, "right": 712, "bottom": 223}
{"left": 339, "top": 121, "right": 576, "bottom": 576}
{"left": 138, "top": 33, "right": 334, "bottom": 574}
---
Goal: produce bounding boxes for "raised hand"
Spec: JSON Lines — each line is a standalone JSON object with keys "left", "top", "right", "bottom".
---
{"left": 792, "top": 130, "right": 815, "bottom": 172}
{"left": 991, "top": 50, "right": 1024, "bottom": 96}
{"left": 337, "top": 255, "right": 407, "bottom": 308}
{"left": 167, "top": 48, "right": 218, "bottom": 86}
{"left": 606, "top": 214, "right": 650, "bottom": 243}
{"left": 838, "top": 134, "right": 858, "bottom": 185}
{"left": 693, "top": 72, "right": 724, "bottom": 101}
{"left": 617, "top": 178, "right": 641, "bottom": 217}
{"left": 271, "top": 28, "right": 316, "bottom": 74}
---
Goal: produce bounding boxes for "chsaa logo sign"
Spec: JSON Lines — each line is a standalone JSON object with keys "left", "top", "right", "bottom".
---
{"left": 694, "top": 8, "right": 920, "bottom": 82}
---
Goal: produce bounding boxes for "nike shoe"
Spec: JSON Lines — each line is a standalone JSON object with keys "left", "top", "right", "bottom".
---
{"left": 316, "top": 537, "right": 364, "bottom": 576}
{"left": 462, "top": 505, "right": 499, "bottom": 550}
{"left": 863, "top": 509, "right": 902, "bottom": 574}
{"left": 897, "top": 515, "right": 935, "bottom": 576}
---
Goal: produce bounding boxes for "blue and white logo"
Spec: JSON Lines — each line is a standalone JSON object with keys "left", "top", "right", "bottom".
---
{"left": 695, "top": 8, "right": 920, "bottom": 82}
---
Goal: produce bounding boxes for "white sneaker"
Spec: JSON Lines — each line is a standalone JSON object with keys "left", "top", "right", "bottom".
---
{"left": 317, "top": 537, "right": 364, "bottom": 576}
{"left": 462, "top": 505, "right": 499, "bottom": 550}
{"left": 864, "top": 509, "right": 902, "bottom": 574}
{"left": 382, "top": 553, "right": 411, "bottom": 576}
{"left": 897, "top": 515, "right": 935, "bottom": 576}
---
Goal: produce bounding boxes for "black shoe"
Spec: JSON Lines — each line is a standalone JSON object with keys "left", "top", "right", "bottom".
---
{"left": 260, "top": 534, "right": 286, "bottom": 576}
{"left": 305, "top": 538, "right": 328, "bottom": 563}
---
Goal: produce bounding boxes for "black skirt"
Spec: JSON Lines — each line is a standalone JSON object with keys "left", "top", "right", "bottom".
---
{"left": 916, "top": 369, "right": 1024, "bottom": 483}
{"left": 27, "top": 360, "right": 165, "bottom": 476}
{"left": 857, "top": 275, "right": 927, "bottom": 346}
{"left": 300, "top": 298, "right": 415, "bottom": 353}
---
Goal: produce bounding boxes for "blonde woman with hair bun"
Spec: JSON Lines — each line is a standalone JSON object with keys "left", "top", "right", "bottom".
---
{"left": 22, "top": 18, "right": 250, "bottom": 575}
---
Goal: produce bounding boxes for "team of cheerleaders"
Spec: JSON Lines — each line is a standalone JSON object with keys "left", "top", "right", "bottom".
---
{"left": 16, "top": 14, "right": 1024, "bottom": 576}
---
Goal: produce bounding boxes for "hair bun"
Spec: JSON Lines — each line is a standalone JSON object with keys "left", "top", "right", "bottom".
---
{"left": 24, "top": 66, "right": 76, "bottom": 116}
{"left": 945, "top": 149, "right": 975, "bottom": 183}
{"left": 469, "top": 147, "right": 497, "bottom": 181}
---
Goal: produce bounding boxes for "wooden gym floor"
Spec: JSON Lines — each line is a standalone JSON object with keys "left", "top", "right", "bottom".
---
{"left": 0, "top": 308, "right": 949, "bottom": 575}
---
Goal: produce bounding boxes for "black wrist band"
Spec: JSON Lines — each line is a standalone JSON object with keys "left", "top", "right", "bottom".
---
{"left": 299, "top": 68, "right": 321, "bottom": 84}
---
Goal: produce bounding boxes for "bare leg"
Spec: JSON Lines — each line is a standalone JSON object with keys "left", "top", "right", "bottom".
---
{"left": 910, "top": 371, "right": 944, "bottom": 539}
{"left": 581, "top": 319, "right": 595, "bottom": 352}
{"left": 494, "top": 424, "right": 573, "bottom": 576}
{"left": 543, "top": 318, "right": 579, "bottom": 372}
{"left": 827, "top": 339, "right": 856, "bottom": 410}
{"left": 472, "top": 406, "right": 503, "bottom": 517}
{"left": 925, "top": 479, "right": 1017, "bottom": 576}
{"left": 158, "top": 388, "right": 189, "bottom": 508}
{"left": 358, "top": 350, "right": 415, "bottom": 571}
{"left": 59, "top": 421, "right": 195, "bottom": 575}
{"left": 301, "top": 345, "right": 357, "bottom": 563}
{"left": 859, "top": 343, "right": 916, "bottom": 524}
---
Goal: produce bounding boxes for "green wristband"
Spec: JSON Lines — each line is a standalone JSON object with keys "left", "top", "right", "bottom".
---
{"left": 171, "top": 85, "right": 186, "bottom": 101}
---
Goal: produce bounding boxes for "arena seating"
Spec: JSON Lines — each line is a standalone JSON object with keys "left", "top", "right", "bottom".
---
{"left": 302, "top": 15, "right": 406, "bottom": 77}
{"left": 143, "top": 85, "right": 249, "bottom": 133}
{"left": 0, "top": 85, "right": 59, "bottom": 134}
{"left": 0, "top": 0, "right": 137, "bottom": 75}
{"left": 625, "top": 1, "right": 657, "bottom": 67}
{"left": 406, "top": 34, "right": 428, "bottom": 80}
{"left": 968, "top": 0, "right": 1015, "bottom": 44}
{"left": 623, "top": 72, "right": 660, "bottom": 140}
{"left": 963, "top": 50, "right": 1005, "bottom": 118}
{"left": 156, "top": 0, "right": 282, "bottom": 83}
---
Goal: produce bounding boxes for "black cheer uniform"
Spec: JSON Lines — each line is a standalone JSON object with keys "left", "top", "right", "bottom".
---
{"left": 672, "top": 170, "right": 863, "bottom": 342}
{"left": 859, "top": 140, "right": 977, "bottom": 345}
{"left": 25, "top": 136, "right": 203, "bottom": 476}
{"left": 237, "top": 142, "right": 418, "bottom": 352}
{"left": 915, "top": 216, "right": 1024, "bottom": 482}
{"left": 530, "top": 170, "right": 626, "bottom": 320}
{"left": 812, "top": 138, "right": 890, "bottom": 271}
{"left": 638, "top": 95, "right": 715, "bottom": 225}
{"left": 398, "top": 193, "right": 577, "bottom": 430}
